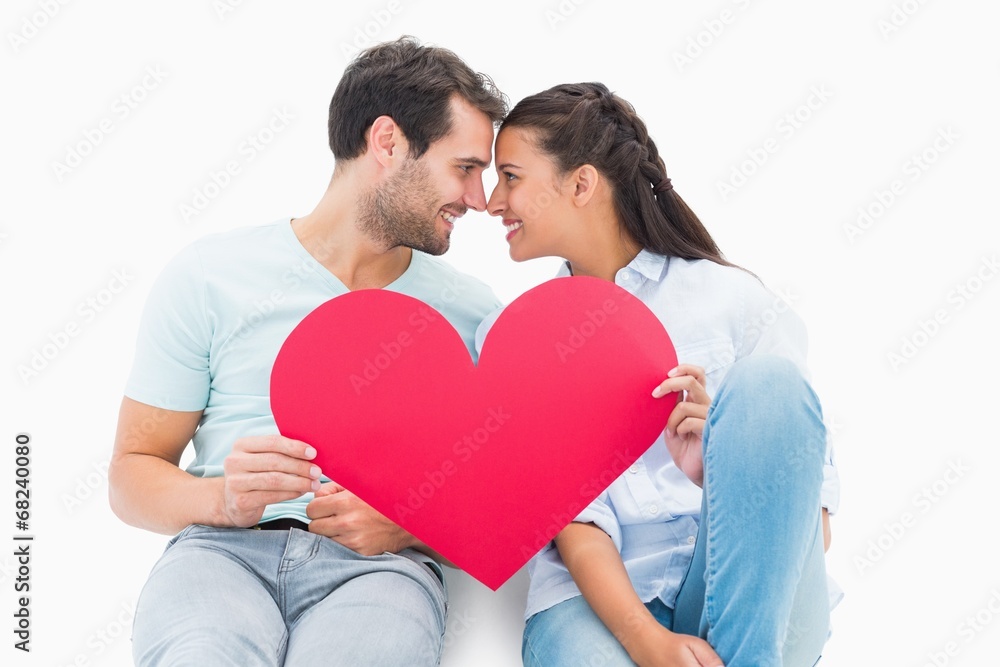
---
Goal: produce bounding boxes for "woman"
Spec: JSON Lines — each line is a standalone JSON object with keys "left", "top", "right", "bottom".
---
{"left": 479, "top": 83, "right": 839, "bottom": 666}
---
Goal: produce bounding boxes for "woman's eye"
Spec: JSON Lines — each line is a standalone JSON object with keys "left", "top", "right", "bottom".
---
{"left": 503, "top": 171, "right": 517, "bottom": 182}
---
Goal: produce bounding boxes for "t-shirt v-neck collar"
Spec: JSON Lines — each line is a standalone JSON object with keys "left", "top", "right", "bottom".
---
{"left": 278, "top": 217, "right": 421, "bottom": 295}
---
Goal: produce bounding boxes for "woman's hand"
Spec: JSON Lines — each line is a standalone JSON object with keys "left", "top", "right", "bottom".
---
{"left": 555, "top": 523, "right": 723, "bottom": 666}
{"left": 651, "top": 364, "right": 711, "bottom": 487}
{"left": 627, "top": 619, "right": 723, "bottom": 667}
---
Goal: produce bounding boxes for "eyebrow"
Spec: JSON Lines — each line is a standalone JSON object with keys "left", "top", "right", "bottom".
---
{"left": 456, "top": 157, "right": 490, "bottom": 168}
{"left": 496, "top": 162, "right": 522, "bottom": 171}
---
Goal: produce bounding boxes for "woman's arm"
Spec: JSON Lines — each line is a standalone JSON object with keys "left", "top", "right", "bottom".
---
{"left": 823, "top": 508, "right": 831, "bottom": 551}
{"left": 555, "top": 522, "right": 723, "bottom": 667}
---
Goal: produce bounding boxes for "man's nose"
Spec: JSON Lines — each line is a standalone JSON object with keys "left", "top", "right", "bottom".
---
{"left": 486, "top": 183, "right": 505, "bottom": 217}
{"left": 464, "top": 177, "right": 488, "bottom": 212}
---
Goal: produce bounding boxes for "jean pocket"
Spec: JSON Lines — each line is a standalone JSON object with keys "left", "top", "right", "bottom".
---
{"left": 165, "top": 522, "right": 237, "bottom": 548}
{"left": 164, "top": 524, "right": 200, "bottom": 549}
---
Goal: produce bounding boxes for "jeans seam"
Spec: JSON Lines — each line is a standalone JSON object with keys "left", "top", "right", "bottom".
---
{"left": 701, "top": 420, "right": 719, "bottom": 639}
{"left": 276, "top": 627, "right": 289, "bottom": 665}
{"left": 522, "top": 622, "right": 542, "bottom": 667}
{"left": 280, "top": 534, "right": 321, "bottom": 573}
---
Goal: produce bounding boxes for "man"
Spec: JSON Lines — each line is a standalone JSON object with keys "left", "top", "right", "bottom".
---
{"left": 109, "top": 37, "right": 507, "bottom": 666}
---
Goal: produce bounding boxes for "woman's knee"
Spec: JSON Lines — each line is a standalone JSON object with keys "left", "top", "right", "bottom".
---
{"left": 720, "top": 355, "right": 808, "bottom": 403}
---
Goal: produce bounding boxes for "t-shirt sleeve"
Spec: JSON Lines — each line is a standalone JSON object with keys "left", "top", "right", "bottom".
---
{"left": 474, "top": 305, "right": 506, "bottom": 356}
{"left": 124, "top": 244, "right": 212, "bottom": 412}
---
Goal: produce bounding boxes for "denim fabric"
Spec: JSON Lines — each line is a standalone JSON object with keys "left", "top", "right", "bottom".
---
{"left": 132, "top": 525, "right": 447, "bottom": 666}
{"left": 523, "top": 356, "right": 829, "bottom": 667}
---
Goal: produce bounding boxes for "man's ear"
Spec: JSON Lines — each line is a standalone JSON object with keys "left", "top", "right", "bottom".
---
{"left": 367, "top": 115, "right": 409, "bottom": 168}
{"left": 569, "top": 164, "right": 601, "bottom": 208}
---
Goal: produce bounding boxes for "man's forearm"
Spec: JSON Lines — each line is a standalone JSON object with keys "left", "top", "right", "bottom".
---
{"left": 109, "top": 452, "right": 226, "bottom": 535}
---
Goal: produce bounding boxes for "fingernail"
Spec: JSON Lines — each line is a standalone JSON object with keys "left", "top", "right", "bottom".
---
{"left": 667, "top": 367, "right": 678, "bottom": 377}
{"left": 310, "top": 465, "right": 321, "bottom": 479}
{"left": 652, "top": 387, "right": 662, "bottom": 398}
{"left": 665, "top": 428, "right": 674, "bottom": 438}
{"left": 305, "top": 446, "right": 317, "bottom": 459}
{"left": 311, "top": 480, "right": 321, "bottom": 491}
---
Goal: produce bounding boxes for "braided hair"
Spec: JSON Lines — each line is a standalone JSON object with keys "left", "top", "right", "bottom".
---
{"left": 501, "top": 82, "right": 733, "bottom": 267}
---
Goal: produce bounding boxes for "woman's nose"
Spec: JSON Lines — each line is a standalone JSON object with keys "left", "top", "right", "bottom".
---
{"left": 486, "top": 185, "right": 505, "bottom": 217}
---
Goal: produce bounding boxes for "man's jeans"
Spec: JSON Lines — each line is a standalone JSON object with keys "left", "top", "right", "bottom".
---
{"left": 523, "top": 355, "right": 830, "bottom": 667}
{"left": 132, "top": 524, "right": 447, "bottom": 666}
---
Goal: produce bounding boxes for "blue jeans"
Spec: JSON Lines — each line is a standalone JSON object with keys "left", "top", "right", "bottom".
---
{"left": 523, "top": 356, "right": 830, "bottom": 666}
{"left": 131, "top": 524, "right": 447, "bottom": 666}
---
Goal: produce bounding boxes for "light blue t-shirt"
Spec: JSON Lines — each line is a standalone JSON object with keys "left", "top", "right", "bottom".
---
{"left": 125, "top": 218, "right": 502, "bottom": 523}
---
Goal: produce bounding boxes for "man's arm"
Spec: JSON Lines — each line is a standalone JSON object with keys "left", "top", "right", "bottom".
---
{"left": 109, "top": 397, "right": 321, "bottom": 535}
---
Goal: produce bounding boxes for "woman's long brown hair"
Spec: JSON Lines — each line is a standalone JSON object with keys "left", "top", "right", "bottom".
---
{"left": 502, "top": 82, "right": 736, "bottom": 268}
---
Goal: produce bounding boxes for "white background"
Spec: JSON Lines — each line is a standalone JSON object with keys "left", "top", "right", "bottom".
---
{"left": 2, "top": 1, "right": 999, "bottom": 665}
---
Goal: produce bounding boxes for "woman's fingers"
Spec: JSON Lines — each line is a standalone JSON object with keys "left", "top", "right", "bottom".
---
{"left": 665, "top": 403, "right": 708, "bottom": 439}
{"left": 652, "top": 365, "right": 709, "bottom": 403}
{"left": 669, "top": 364, "right": 706, "bottom": 385}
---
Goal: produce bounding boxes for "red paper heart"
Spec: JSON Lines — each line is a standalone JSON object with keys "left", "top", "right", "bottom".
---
{"left": 270, "top": 276, "right": 677, "bottom": 589}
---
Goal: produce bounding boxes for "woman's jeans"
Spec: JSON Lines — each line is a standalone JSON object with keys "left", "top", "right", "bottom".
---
{"left": 523, "top": 355, "right": 830, "bottom": 667}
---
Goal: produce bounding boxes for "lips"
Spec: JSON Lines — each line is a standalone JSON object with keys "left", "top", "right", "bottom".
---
{"left": 504, "top": 219, "right": 522, "bottom": 241}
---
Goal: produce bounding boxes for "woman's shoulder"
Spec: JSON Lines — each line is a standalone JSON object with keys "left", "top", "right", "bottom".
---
{"left": 666, "top": 255, "right": 759, "bottom": 285}
{"left": 662, "top": 256, "right": 768, "bottom": 310}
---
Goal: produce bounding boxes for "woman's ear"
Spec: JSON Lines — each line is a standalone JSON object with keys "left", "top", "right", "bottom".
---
{"left": 367, "top": 115, "right": 409, "bottom": 168}
{"left": 569, "top": 164, "right": 601, "bottom": 208}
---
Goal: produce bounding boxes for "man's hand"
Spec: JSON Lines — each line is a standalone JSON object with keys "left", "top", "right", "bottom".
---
{"left": 652, "top": 364, "right": 711, "bottom": 487}
{"left": 220, "top": 435, "right": 322, "bottom": 527}
{"left": 306, "top": 482, "right": 414, "bottom": 555}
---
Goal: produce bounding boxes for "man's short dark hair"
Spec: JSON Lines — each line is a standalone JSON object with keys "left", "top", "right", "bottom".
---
{"left": 328, "top": 36, "right": 508, "bottom": 161}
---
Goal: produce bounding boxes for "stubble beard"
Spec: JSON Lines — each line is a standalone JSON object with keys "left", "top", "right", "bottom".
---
{"left": 359, "top": 157, "right": 450, "bottom": 256}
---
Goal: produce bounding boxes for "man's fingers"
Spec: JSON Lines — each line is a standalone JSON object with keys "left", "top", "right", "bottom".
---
{"left": 228, "top": 489, "right": 309, "bottom": 517}
{"left": 306, "top": 516, "right": 340, "bottom": 537}
{"left": 306, "top": 488, "right": 357, "bottom": 519}
{"left": 229, "top": 451, "right": 322, "bottom": 480}
{"left": 315, "top": 481, "right": 346, "bottom": 497}
{"left": 228, "top": 470, "right": 320, "bottom": 496}
{"left": 306, "top": 494, "right": 339, "bottom": 520}
{"left": 234, "top": 434, "right": 317, "bottom": 460}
